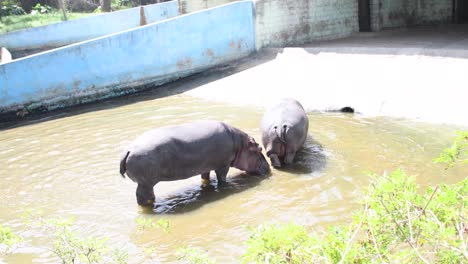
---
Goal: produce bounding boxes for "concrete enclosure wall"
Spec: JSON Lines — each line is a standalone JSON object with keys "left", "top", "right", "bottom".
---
{"left": 177, "top": 0, "right": 359, "bottom": 49}
{"left": 371, "top": 0, "right": 452, "bottom": 30}
{"left": 0, "top": 1, "right": 255, "bottom": 113}
{"left": 179, "top": 0, "right": 236, "bottom": 13}
{"left": 0, "top": 1, "right": 179, "bottom": 52}
{"left": 255, "top": 0, "right": 358, "bottom": 49}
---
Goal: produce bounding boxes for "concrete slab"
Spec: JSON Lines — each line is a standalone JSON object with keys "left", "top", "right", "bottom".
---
{"left": 185, "top": 25, "right": 468, "bottom": 127}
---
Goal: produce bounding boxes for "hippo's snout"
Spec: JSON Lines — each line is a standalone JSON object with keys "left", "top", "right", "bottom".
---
{"left": 257, "top": 154, "right": 271, "bottom": 175}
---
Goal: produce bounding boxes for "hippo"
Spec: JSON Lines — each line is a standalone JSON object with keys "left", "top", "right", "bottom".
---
{"left": 260, "top": 98, "right": 309, "bottom": 168}
{"left": 119, "top": 120, "right": 270, "bottom": 206}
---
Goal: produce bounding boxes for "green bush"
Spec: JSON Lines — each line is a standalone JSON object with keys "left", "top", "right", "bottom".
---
{"left": 21, "top": 210, "right": 129, "bottom": 264}
{"left": 242, "top": 132, "right": 468, "bottom": 263}
{"left": 244, "top": 223, "right": 315, "bottom": 263}
{"left": 30, "top": 3, "right": 53, "bottom": 15}
{"left": 243, "top": 170, "right": 467, "bottom": 263}
{"left": 0, "top": 225, "right": 22, "bottom": 254}
{"left": 434, "top": 131, "right": 468, "bottom": 168}
{"left": 0, "top": 0, "right": 26, "bottom": 16}
{"left": 177, "top": 246, "right": 215, "bottom": 264}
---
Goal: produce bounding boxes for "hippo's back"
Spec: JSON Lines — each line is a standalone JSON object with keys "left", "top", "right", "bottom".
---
{"left": 262, "top": 99, "right": 308, "bottom": 129}
{"left": 124, "top": 120, "right": 237, "bottom": 183}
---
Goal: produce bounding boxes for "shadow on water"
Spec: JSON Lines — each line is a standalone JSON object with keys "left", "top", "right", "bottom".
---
{"left": 142, "top": 173, "right": 270, "bottom": 215}
{"left": 275, "top": 136, "right": 327, "bottom": 174}
{"left": 141, "top": 136, "right": 326, "bottom": 215}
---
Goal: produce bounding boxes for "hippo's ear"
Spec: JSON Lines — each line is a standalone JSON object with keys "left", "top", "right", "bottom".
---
{"left": 248, "top": 137, "right": 262, "bottom": 153}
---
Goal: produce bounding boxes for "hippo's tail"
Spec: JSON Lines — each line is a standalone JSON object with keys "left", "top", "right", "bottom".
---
{"left": 120, "top": 151, "right": 130, "bottom": 178}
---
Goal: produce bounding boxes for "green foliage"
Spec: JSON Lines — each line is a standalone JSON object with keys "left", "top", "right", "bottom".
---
{"left": 21, "top": 210, "right": 128, "bottom": 264}
{"left": 93, "top": 0, "right": 133, "bottom": 13}
{"left": 0, "top": 12, "right": 92, "bottom": 33}
{"left": 177, "top": 246, "right": 215, "bottom": 264}
{"left": 92, "top": 6, "right": 101, "bottom": 13}
{"left": 112, "top": 0, "right": 133, "bottom": 10}
{"left": 135, "top": 217, "right": 170, "bottom": 232}
{"left": 111, "top": 248, "right": 129, "bottom": 264}
{"left": 0, "top": 225, "right": 22, "bottom": 254}
{"left": 244, "top": 223, "right": 314, "bottom": 263}
{"left": 243, "top": 169, "right": 468, "bottom": 263}
{"left": 31, "top": 3, "right": 53, "bottom": 15}
{"left": 434, "top": 131, "right": 468, "bottom": 168}
{"left": 0, "top": 0, "right": 26, "bottom": 16}
{"left": 50, "top": 227, "right": 109, "bottom": 264}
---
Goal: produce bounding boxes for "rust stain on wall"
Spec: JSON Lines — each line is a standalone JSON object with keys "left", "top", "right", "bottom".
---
{"left": 140, "top": 6, "right": 147, "bottom": 26}
{"left": 73, "top": 80, "right": 82, "bottom": 90}
{"left": 176, "top": 57, "right": 192, "bottom": 70}
{"left": 204, "top": 48, "right": 215, "bottom": 58}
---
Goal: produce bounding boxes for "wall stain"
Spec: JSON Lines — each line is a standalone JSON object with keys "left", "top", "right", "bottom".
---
{"left": 73, "top": 80, "right": 82, "bottom": 90}
{"left": 140, "top": 6, "right": 147, "bottom": 26}
{"left": 204, "top": 48, "right": 215, "bottom": 58}
{"left": 176, "top": 57, "right": 192, "bottom": 70}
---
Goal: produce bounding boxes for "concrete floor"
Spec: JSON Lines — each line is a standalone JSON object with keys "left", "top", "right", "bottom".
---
{"left": 184, "top": 24, "right": 468, "bottom": 127}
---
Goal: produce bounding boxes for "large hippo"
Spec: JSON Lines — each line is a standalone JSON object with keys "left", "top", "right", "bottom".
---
{"left": 120, "top": 120, "right": 270, "bottom": 206}
{"left": 260, "top": 98, "right": 309, "bottom": 168}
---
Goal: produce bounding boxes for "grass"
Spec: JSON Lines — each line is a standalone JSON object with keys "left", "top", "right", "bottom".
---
{"left": 0, "top": 12, "right": 95, "bottom": 34}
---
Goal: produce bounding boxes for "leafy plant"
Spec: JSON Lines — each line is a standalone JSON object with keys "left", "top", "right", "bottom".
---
{"left": 0, "top": 225, "right": 22, "bottom": 255}
{"left": 177, "top": 246, "right": 215, "bottom": 264}
{"left": 31, "top": 3, "right": 53, "bottom": 15}
{"left": 243, "top": 169, "right": 468, "bottom": 263}
{"left": 244, "top": 223, "right": 314, "bottom": 263}
{"left": 111, "top": 248, "right": 129, "bottom": 264}
{"left": 434, "top": 131, "right": 468, "bottom": 168}
{"left": 21, "top": 210, "right": 128, "bottom": 264}
{"left": 135, "top": 217, "right": 170, "bottom": 232}
{"left": 0, "top": 0, "right": 25, "bottom": 16}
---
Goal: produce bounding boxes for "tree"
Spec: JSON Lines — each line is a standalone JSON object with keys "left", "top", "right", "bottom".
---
{"left": 102, "top": 0, "right": 110, "bottom": 12}
{"left": 58, "top": 0, "right": 67, "bottom": 20}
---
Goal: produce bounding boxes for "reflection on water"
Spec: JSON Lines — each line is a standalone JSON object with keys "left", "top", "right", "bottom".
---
{"left": 0, "top": 94, "right": 466, "bottom": 263}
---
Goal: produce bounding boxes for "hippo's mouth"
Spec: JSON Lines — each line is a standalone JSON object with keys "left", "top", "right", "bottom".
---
{"left": 257, "top": 155, "right": 271, "bottom": 175}
{"left": 266, "top": 142, "right": 286, "bottom": 159}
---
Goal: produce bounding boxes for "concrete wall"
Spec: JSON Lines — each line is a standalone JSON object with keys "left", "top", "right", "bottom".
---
{"left": 371, "top": 0, "right": 452, "bottom": 30}
{"left": 0, "top": 1, "right": 179, "bottom": 52}
{"left": 255, "top": 0, "right": 358, "bottom": 49}
{"left": 179, "top": 0, "right": 236, "bottom": 13}
{"left": 0, "top": 1, "right": 255, "bottom": 113}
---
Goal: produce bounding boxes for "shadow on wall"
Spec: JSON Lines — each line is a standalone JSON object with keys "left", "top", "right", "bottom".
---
{"left": 303, "top": 24, "right": 468, "bottom": 59}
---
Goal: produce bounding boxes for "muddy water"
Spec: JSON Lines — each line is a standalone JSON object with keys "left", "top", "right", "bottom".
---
{"left": 0, "top": 94, "right": 466, "bottom": 263}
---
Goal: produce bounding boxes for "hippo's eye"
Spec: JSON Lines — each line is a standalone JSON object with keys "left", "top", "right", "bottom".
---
{"left": 273, "top": 126, "right": 277, "bottom": 129}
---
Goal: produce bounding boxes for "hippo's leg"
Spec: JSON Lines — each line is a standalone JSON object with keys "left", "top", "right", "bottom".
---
{"left": 201, "top": 172, "right": 210, "bottom": 187}
{"left": 269, "top": 154, "right": 282, "bottom": 168}
{"left": 136, "top": 184, "right": 155, "bottom": 207}
{"left": 215, "top": 166, "right": 229, "bottom": 184}
{"left": 284, "top": 151, "right": 296, "bottom": 165}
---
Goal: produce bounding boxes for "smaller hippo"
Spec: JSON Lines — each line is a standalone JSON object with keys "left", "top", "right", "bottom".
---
{"left": 120, "top": 120, "right": 270, "bottom": 206}
{"left": 260, "top": 98, "right": 309, "bottom": 168}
